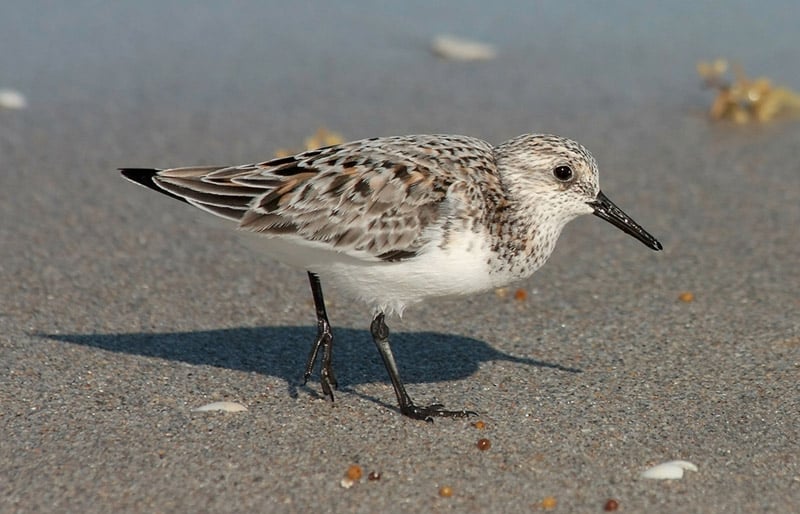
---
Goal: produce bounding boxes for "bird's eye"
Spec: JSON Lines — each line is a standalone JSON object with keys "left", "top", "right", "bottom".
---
{"left": 553, "top": 165, "right": 574, "bottom": 181}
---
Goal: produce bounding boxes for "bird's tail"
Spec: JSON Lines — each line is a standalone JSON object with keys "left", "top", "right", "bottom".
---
{"left": 119, "top": 166, "right": 256, "bottom": 222}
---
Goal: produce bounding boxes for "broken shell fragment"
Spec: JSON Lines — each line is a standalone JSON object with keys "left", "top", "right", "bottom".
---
{"left": 641, "top": 460, "right": 698, "bottom": 479}
{"left": 431, "top": 35, "right": 496, "bottom": 61}
{"left": 192, "top": 401, "right": 248, "bottom": 413}
{"left": 0, "top": 89, "right": 27, "bottom": 109}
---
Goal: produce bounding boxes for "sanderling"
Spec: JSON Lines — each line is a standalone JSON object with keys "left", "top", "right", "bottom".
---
{"left": 121, "top": 133, "right": 662, "bottom": 420}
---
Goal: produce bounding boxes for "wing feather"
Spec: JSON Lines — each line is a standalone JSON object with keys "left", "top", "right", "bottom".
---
{"left": 122, "top": 135, "right": 499, "bottom": 262}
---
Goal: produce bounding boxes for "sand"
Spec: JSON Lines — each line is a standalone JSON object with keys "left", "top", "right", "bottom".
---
{"left": 1, "top": 2, "right": 798, "bottom": 513}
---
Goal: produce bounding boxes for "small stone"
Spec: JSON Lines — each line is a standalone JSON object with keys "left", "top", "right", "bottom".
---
{"left": 346, "top": 464, "right": 363, "bottom": 481}
{"left": 678, "top": 291, "right": 694, "bottom": 302}
{"left": 477, "top": 438, "right": 491, "bottom": 451}
{"left": 541, "top": 496, "right": 557, "bottom": 509}
{"left": 604, "top": 498, "right": 619, "bottom": 511}
{"left": 438, "top": 485, "right": 453, "bottom": 497}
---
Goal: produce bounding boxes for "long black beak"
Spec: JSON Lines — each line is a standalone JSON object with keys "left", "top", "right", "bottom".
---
{"left": 589, "top": 190, "right": 662, "bottom": 251}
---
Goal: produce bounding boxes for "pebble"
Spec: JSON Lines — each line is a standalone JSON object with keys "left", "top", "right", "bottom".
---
{"left": 541, "top": 496, "right": 557, "bottom": 509}
{"left": 346, "top": 464, "right": 363, "bottom": 481}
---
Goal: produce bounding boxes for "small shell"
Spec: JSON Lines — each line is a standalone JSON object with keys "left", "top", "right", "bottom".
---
{"left": 0, "top": 89, "right": 28, "bottom": 109}
{"left": 431, "top": 35, "right": 496, "bottom": 61}
{"left": 192, "top": 401, "right": 248, "bottom": 413}
{"left": 641, "top": 460, "right": 698, "bottom": 479}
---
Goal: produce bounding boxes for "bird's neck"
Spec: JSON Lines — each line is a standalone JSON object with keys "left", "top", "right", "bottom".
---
{"left": 483, "top": 192, "right": 568, "bottom": 280}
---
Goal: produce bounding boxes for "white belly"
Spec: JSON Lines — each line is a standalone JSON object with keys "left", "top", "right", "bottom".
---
{"left": 240, "top": 227, "right": 501, "bottom": 317}
{"left": 326, "top": 232, "right": 499, "bottom": 316}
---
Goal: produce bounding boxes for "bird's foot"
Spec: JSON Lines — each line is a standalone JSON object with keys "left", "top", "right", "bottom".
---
{"left": 302, "top": 320, "right": 337, "bottom": 401}
{"left": 319, "top": 358, "right": 338, "bottom": 400}
{"left": 400, "top": 402, "right": 477, "bottom": 422}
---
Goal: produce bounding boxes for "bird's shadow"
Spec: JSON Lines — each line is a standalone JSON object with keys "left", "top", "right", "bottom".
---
{"left": 41, "top": 326, "right": 581, "bottom": 405}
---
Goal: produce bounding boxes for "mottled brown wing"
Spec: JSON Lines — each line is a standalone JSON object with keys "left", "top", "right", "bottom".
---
{"left": 148, "top": 135, "right": 497, "bottom": 262}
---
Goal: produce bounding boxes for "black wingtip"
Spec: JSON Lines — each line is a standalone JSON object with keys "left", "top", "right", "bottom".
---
{"left": 119, "top": 168, "right": 188, "bottom": 204}
{"left": 120, "top": 168, "right": 159, "bottom": 187}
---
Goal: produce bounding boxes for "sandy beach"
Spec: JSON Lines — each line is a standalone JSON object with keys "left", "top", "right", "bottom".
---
{"left": 1, "top": 2, "right": 798, "bottom": 512}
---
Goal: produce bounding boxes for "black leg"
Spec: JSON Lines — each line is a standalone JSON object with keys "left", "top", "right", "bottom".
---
{"left": 370, "top": 312, "right": 476, "bottom": 421}
{"left": 304, "top": 272, "right": 337, "bottom": 400}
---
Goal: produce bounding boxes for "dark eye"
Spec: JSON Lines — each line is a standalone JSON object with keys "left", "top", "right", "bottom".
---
{"left": 553, "top": 165, "right": 574, "bottom": 181}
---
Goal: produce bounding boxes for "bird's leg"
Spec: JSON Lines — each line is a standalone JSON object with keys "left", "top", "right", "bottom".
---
{"left": 370, "top": 312, "right": 476, "bottom": 421}
{"left": 304, "top": 272, "right": 337, "bottom": 400}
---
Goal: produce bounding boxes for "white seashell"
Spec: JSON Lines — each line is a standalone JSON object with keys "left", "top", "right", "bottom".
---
{"left": 0, "top": 89, "right": 28, "bottom": 109}
{"left": 192, "top": 401, "right": 248, "bottom": 413}
{"left": 431, "top": 35, "right": 496, "bottom": 61}
{"left": 340, "top": 478, "right": 355, "bottom": 489}
{"left": 641, "top": 460, "right": 698, "bottom": 479}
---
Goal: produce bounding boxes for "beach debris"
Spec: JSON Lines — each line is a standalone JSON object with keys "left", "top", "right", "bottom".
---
{"left": 304, "top": 127, "right": 345, "bottom": 150}
{"left": 540, "top": 496, "right": 558, "bottom": 510}
{"left": 603, "top": 498, "right": 620, "bottom": 511}
{"left": 476, "top": 438, "right": 491, "bottom": 451}
{"left": 641, "top": 460, "right": 698, "bottom": 480}
{"left": 471, "top": 420, "right": 487, "bottom": 430}
{"left": 678, "top": 291, "right": 695, "bottom": 303}
{"left": 438, "top": 485, "right": 454, "bottom": 497}
{"left": 346, "top": 464, "right": 363, "bottom": 481}
{"left": 368, "top": 470, "right": 382, "bottom": 481}
{"left": 495, "top": 287, "right": 529, "bottom": 301}
{"left": 0, "top": 89, "right": 27, "bottom": 109}
{"left": 274, "top": 127, "right": 346, "bottom": 158}
{"left": 192, "top": 401, "right": 248, "bottom": 413}
{"left": 340, "top": 464, "right": 363, "bottom": 488}
{"left": 697, "top": 59, "right": 800, "bottom": 123}
{"left": 431, "top": 34, "right": 496, "bottom": 61}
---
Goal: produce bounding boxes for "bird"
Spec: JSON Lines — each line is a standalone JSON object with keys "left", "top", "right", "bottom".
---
{"left": 120, "top": 133, "right": 662, "bottom": 421}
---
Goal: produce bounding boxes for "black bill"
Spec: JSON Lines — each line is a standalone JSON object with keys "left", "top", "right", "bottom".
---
{"left": 589, "top": 190, "right": 662, "bottom": 251}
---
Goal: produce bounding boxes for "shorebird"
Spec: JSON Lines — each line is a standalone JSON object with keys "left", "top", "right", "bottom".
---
{"left": 121, "top": 133, "right": 661, "bottom": 420}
